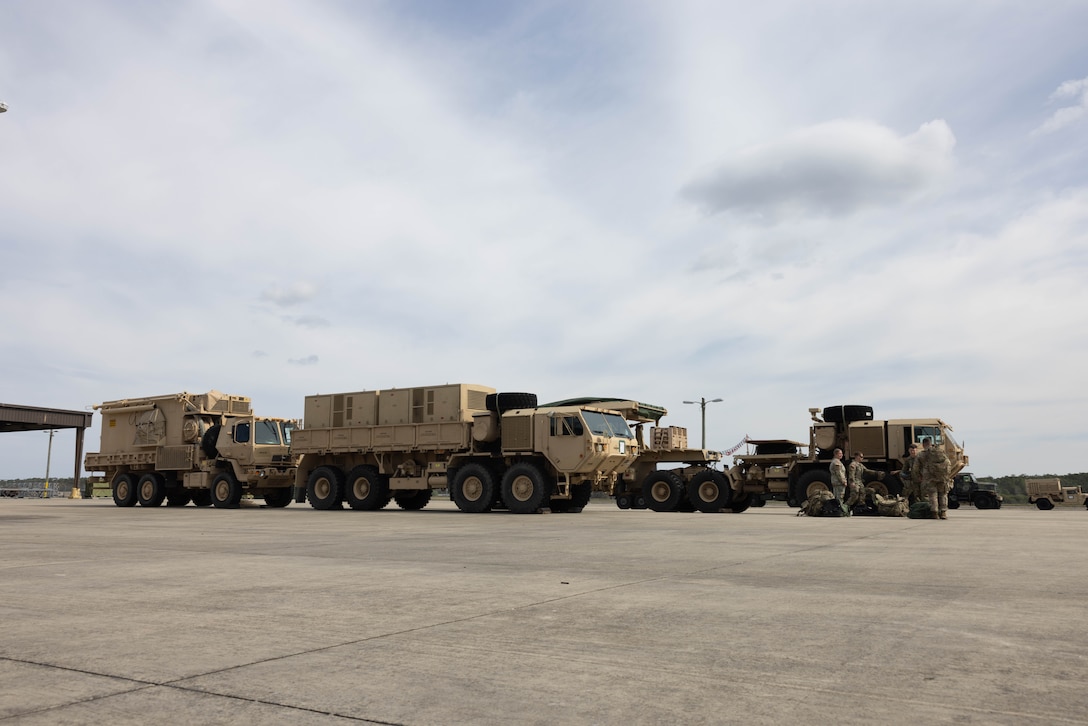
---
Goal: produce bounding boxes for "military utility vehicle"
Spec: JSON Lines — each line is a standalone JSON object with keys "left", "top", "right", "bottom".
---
{"left": 290, "top": 384, "right": 638, "bottom": 514}
{"left": 85, "top": 391, "right": 297, "bottom": 508}
{"left": 948, "top": 472, "right": 1002, "bottom": 509}
{"left": 544, "top": 398, "right": 736, "bottom": 513}
{"left": 1025, "top": 478, "right": 1088, "bottom": 510}
{"left": 730, "top": 405, "right": 968, "bottom": 507}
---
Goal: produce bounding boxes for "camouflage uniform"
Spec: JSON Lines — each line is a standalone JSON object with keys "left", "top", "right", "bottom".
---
{"left": 830, "top": 457, "right": 848, "bottom": 515}
{"left": 846, "top": 459, "right": 877, "bottom": 507}
{"left": 898, "top": 453, "right": 918, "bottom": 501}
{"left": 917, "top": 444, "right": 951, "bottom": 518}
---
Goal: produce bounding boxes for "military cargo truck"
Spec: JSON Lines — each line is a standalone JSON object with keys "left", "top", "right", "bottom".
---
{"left": 84, "top": 391, "right": 297, "bottom": 508}
{"left": 543, "top": 398, "right": 733, "bottom": 513}
{"left": 1025, "top": 478, "right": 1088, "bottom": 510}
{"left": 729, "top": 405, "right": 968, "bottom": 507}
{"left": 290, "top": 384, "right": 638, "bottom": 514}
{"left": 948, "top": 472, "right": 1002, "bottom": 509}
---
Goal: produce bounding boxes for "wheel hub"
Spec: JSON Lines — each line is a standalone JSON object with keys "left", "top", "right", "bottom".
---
{"left": 464, "top": 477, "right": 483, "bottom": 502}
{"left": 511, "top": 476, "right": 534, "bottom": 502}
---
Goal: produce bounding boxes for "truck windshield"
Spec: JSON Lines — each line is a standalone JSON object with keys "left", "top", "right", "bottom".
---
{"left": 254, "top": 420, "right": 282, "bottom": 445}
{"left": 913, "top": 425, "right": 943, "bottom": 446}
{"left": 581, "top": 411, "right": 636, "bottom": 439}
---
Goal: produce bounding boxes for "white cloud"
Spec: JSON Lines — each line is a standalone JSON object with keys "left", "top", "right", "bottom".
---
{"left": 681, "top": 120, "right": 956, "bottom": 220}
{"left": 1034, "top": 76, "right": 1088, "bottom": 135}
{"left": 262, "top": 282, "right": 317, "bottom": 307}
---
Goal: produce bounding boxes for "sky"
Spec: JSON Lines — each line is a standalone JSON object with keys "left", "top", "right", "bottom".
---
{"left": 2, "top": 0, "right": 1087, "bottom": 480}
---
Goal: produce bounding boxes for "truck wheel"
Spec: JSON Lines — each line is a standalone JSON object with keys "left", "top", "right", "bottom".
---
{"left": 451, "top": 464, "right": 495, "bottom": 513}
{"left": 948, "top": 498, "right": 961, "bottom": 510}
{"left": 749, "top": 495, "right": 767, "bottom": 507}
{"left": 796, "top": 469, "right": 833, "bottom": 503}
{"left": 616, "top": 493, "right": 632, "bottom": 509}
{"left": 394, "top": 489, "right": 432, "bottom": 510}
{"left": 345, "top": 466, "right": 391, "bottom": 510}
{"left": 502, "top": 462, "right": 551, "bottom": 514}
{"left": 165, "top": 490, "right": 191, "bottom": 507}
{"left": 643, "top": 470, "right": 684, "bottom": 512}
{"left": 264, "top": 488, "right": 293, "bottom": 508}
{"left": 112, "top": 473, "right": 138, "bottom": 507}
{"left": 191, "top": 490, "right": 212, "bottom": 507}
{"left": 201, "top": 426, "right": 221, "bottom": 459}
{"left": 729, "top": 493, "right": 752, "bottom": 513}
{"left": 485, "top": 392, "right": 538, "bottom": 413}
{"left": 137, "top": 473, "right": 167, "bottom": 507}
{"left": 551, "top": 483, "right": 592, "bottom": 513}
{"left": 687, "top": 470, "right": 731, "bottom": 513}
{"left": 211, "top": 472, "right": 242, "bottom": 508}
{"left": 1036, "top": 498, "right": 1054, "bottom": 511}
{"left": 307, "top": 466, "right": 344, "bottom": 510}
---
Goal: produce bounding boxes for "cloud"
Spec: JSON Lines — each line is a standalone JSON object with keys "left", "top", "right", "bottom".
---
{"left": 1033, "top": 76, "right": 1088, "bottom": 135}
{"left": 288, "top": 355, "right": 320, "bottom": 366}
{"left": 286, "top": 315, "right": 329, "bottom": 329}
{"left": 681, "top": 120, "right": 956, "bottom": 221}
{"left": 262, "top": 282, "right": 317, "bottom": 307}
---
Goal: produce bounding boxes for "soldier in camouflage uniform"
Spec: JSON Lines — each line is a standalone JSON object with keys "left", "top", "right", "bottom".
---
{"left": 829, "top": 448, "right": 848, "bottom": 515}
{"left": 917, "top": 437, "right": 951, "bottom": 519}
{"left": 846, "top": 453, "right": 885, "bottom": 512}
{"left": 896, "top": 443, "right": 920, "bottom": 502}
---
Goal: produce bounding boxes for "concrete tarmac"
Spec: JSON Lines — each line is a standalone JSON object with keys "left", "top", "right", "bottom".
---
{"left": 1, "top": 497, "right": 1086, "bottom": 725}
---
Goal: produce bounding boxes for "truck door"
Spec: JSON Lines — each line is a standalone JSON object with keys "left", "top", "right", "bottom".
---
{"left": 546, "top": 413, "right": 587, "bottom": 472}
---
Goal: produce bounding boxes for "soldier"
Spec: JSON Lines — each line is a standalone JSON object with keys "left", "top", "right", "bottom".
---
{"left": 917, "top": 437, "right": 951, "bottom": 519}
{"left": 830, "top": 448, "right": 848, "bottom": 515}
{"left": 895, "top": 443, "right": 920, "bottom": 502}
{"left": 846, "top": 452, "right": 882, "bottom": 512}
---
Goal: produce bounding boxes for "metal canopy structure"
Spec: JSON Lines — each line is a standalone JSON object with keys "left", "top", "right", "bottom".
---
{"left": 0, "top": 403, "right": 93, "bottom": 489}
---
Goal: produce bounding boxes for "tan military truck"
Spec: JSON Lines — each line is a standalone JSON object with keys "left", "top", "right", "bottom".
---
{"left": 1025, "top": 478, "right": 1088, "bottom": 510}
{"left": 543, "top": 398, "right": 734, "bottom": 512}
{"left": 84, "top": 391, "right": 298, "bottom": 508}
{"left": 290, "top": 384, "right": 638, "bottom": 514}
{"left": 729, "top": 405, "right": 968, "bottom": 508}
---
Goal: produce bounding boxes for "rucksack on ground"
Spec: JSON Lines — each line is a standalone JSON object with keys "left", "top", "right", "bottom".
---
{"left": 907, "top": 500, "right": 933, "bottom": 519}
{"left": 798, "top": 489, "right": 844, "bottom": 517}
{"left": 873, "top": 493, "right": 909, "bottom": 517}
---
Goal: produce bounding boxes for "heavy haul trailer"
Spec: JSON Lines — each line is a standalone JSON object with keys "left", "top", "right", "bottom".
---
{"left": 729, "top": 405, "right": 968, "bottom": 507}
{"left": 84, "top": 391, "right": 298, "bottom": 508}
{"left": 290, "top": 384, "right": 639, "bottom": 514}
{"left": 542, "top": 398, "right": 740, "bottom": 513}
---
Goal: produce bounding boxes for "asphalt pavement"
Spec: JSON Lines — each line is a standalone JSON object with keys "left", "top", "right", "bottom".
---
{"left": 2, "top": 497, "right": 1086, "bottom": 725}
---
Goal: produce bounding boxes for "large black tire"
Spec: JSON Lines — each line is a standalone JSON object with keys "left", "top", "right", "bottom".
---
{"left": 345, "top": 465, "right": 391, "bottom": 511}
{"left": 501, "top": 462, "right": 552, "bottom": 514}
{"left": 165, "top": 490, "right": 191, "bottom": 507}
{"left": 754, "top": 442, "right": 798, "bottom": 455}
{"left": 307, "top": 466, "right": 344, "bottom": 510}
{"left": 485, "top": 392, "right": 538, "bottom": 413}
{"left": 451, "top": 463, "right": 496, "bottom": 513}
{"left": 948, "top": 498, "right": 961, "bottom": 510}
{"left": 749, "top": 495, "right": 767, "bottom": 507}
{"left": 795, "top": 469, "right": 833, "bottom": 506}
{"left": 264, "top": 488, "right": 293, "bottom": 508}
{"left": 112, "top": 473, "right": 138, "bottom": 507}
{"left": 551, "top": 482, "right": 592, "bottom": 513}
{"left": 137, "top": 473, "right": 167, "bottom": 507}
{"left": 729, "top": 493, "right": 752, "bottom": 513}
{"left": 616, "top": 493, "right": 632, "bottom": 509}
{"left": 821, "top": 405, "right": 873, "bottom": 424}
{"left": 211, "top": 471, "right": 242, "bottom": 508}
{"left": 686, "top": 470, "right": 731, "bottom": 513}
{"left": 1035, "top": 498, "right": 1054, "bottom": 510}
{"left": 201, "top": 425, "right": 221, "bottom": 459}
{"left": 191, "top": 489, "right": 212, "bottom": 507}
{"left": 643, "top": 470, "right": 684, "bottom": 512}
{"left": 394, "top": 489, "right": 432, "bottom": 510}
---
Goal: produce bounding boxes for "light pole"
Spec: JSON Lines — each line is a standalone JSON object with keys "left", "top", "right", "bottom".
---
{"left": 682, "top": 397, "right": 723, "bottom": 450}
